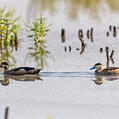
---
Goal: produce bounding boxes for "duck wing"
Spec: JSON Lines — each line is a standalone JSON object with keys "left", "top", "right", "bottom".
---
{"left": 10, "top": 67, "right": 35, "bottom": 71}
{"left": 102, "top": 67, "right": 119, "bottom": 75}
{"left": 5, "top": 67, "right": 41, "bottom": 75}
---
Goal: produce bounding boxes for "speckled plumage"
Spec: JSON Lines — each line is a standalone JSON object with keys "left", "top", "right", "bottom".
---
{"left": 90, "top": 63, "right": 119, "bottom": 75}
{"left": 0, "top": 62, "right": 42, "bottom": 75}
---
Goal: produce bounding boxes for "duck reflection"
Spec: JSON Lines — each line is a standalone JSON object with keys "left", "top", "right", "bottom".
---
{"left": 0, "top": 74, "right": 43, "bottom": 86}
{"left": 92, "top": 74, "right": 119, "bottom": 85}
{"left": 92, "top": 75, "right": 104, "bottom": 85}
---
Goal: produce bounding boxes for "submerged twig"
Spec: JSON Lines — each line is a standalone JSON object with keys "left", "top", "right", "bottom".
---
{"left": 78, "top": 30, "right": 86, "bottom": 55}
{"left": 80, "top": 45, "right": 86, "bottom": 55}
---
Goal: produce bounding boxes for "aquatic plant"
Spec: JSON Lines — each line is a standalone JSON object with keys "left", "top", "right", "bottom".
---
{"left": 0, "top": 7, "right": 21, "bottom": 64}
{"left": 0, "top": 7, "right": 21, "bottom": 50}
{"left": 26, "top": 17, "right": 50, "bottom": 68}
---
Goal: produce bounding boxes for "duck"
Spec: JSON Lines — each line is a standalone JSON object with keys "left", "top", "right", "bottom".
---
{"left": 90, "top": 63, "right": 119, "bottom": 75}
{"left": 0, "top": 61, "right": 42, "bottom": 75}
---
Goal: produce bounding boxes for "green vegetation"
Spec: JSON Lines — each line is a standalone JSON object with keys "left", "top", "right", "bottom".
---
{"left": 28, "top": 0, "right": 119, "bottom": 18}
{"left": 0, "top": 7, "right": 21, "bottom": 64}
{"left": 26, "top": 17, "right": 50, "bottom": 68}
{"left": 0, "top": 7, "right": 50, "bottom": 69}
{"left": 28, "top": 0, "right": 57, "bottom": 16}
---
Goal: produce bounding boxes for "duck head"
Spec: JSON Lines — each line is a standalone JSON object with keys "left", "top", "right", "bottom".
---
{"left": 0, "top": 61, "right": 9, "bottom": 70}
{"left": 90, "top": 63, "right": 103, "bottom": 71}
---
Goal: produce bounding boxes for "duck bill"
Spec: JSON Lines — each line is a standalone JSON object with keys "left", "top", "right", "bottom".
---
{"left": 90, "top": 66, "right": 96, "bottom": 70}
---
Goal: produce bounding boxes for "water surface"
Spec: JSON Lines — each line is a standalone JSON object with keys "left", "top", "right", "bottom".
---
{"left": 0, "top": 0, "right": 119, "bottom": 119}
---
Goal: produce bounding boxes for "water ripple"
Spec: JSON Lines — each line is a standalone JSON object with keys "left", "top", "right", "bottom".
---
{"left": 39, "top": 72, "right": 94, "bottom": 78}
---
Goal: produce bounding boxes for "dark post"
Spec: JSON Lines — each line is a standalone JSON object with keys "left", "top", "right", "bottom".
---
{"left": 5, "top": 107, "right": 9, "bottom": 119}
{"left": 106, "top": 32, "right": 109, "bottom": 37}
{"left": 69, "top": 45, "right": 71, "bottom": 52}
{"left": 78, "top": 29, "right": 83, "bottom": 39}
{"left": 113, "top": 26, "right": 117, "bottom": 37}
{"left": 109, "top": 25, "right": 112, "bottom": 31}
{"left": 90, "top": 28, "right": 93, "bottom": 42}
{"left": 86, "top": 29, "right": 90, "bottom": 39}
{"left": 100, "top": 48, "right": 103, "bottom": 53}
{"left": 64, "top": 46, "right": 67, "bottom": 52}
{"left": 105, "top": 46, "right": 109, "bottom": 68}
{"left": 61, "top": 28, "right": 65, "bottom": 43}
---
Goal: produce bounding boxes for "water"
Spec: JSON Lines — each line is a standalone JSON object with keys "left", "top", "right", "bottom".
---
{"left": 0, "top": 0, "right": 119, "bottom": 119}
{"left": 0, "top": 72, "right": 119, "bottom": 119}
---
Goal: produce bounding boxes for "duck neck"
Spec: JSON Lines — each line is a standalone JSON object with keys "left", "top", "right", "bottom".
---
{"left": 3, "top": 66, "right": 8, "bottom": 71}
{"left": 96, "top": 67, "right": 103, "bottom": 73}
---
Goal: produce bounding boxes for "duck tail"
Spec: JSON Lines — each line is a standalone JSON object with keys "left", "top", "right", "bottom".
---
{"left": 36, "top": 68, "right": 42, "bottom": 74}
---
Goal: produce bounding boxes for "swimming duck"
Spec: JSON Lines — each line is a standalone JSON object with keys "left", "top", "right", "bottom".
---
{"left": 0, "top": 61, "right": 42, "bottom": 75}
{"left": 90, "top": 63, "right": 119, "bottom": 75}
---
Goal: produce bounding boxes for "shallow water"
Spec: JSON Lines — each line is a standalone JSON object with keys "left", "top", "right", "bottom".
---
{"left": 0, "top": 72, "right": 119, "bottom": 119}
{"left": 0, "top": 0, "right": 119, "bottom": 119}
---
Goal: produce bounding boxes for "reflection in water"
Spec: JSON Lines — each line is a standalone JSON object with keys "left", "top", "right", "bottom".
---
{"left": 28, "top": 0, "right": 119, "bottom": 18}
{"left": 92, "top": 74, "right": 119, "bottom": 85}
{"left": 28, "top": 0, "right": 58, "bottom": 17}
{"left": 0, "top": 74, "right": 43, "bottom": 86}
{"left": 93, "top": 75, "right": 104, "bottom": 85}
